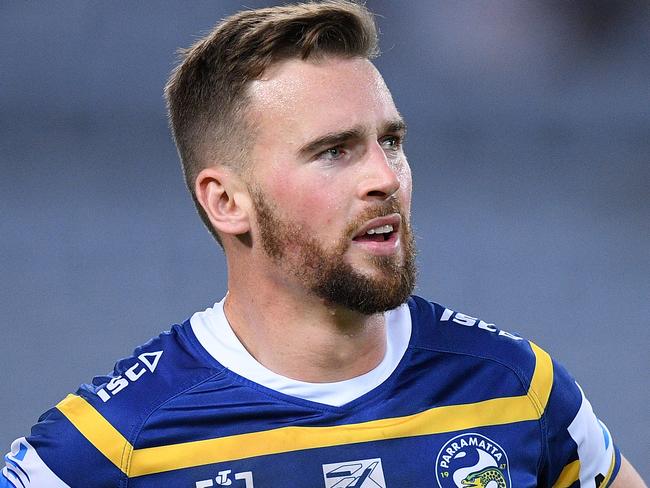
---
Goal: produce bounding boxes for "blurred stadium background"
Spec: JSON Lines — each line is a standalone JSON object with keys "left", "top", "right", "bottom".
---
{"left": 1, "top": 0, "right": 648, "bottom": 476}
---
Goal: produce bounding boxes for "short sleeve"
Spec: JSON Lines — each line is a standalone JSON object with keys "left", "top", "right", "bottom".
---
{"left": 1, "top": 396, "right": 125, "bottom": 487}
{"left": 541, "top": 358, "right": 621, "bottom": 488}
{"left": 2, "top": 436, "right": 71, "bottom": 487}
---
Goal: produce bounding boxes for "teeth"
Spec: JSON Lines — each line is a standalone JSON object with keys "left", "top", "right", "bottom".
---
{"left": 366, "top": 224, "right": 393, "bottom": 235}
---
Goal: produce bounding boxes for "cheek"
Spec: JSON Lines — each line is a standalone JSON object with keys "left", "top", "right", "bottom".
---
{"left": 267, "top": 172, "right": 341, "bottom": 226}
{"left": 397, "top": 162, "right": 413, "bottom": 214}
{"left": 395, "top": 156, "right": 412, "bottom": 185}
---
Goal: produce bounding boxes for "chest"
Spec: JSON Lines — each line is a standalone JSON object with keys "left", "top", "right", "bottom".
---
{"left": 126, "top": 405, "right": 543, "bottom": 487}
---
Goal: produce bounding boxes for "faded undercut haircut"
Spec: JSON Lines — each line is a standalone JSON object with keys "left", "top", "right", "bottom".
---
{"left": 164, "top": 0, "right": 379, "bottom": 245}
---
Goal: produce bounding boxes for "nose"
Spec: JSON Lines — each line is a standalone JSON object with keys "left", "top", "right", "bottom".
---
{"left": 358, "top": 142, "right": 401, "bottom": 200}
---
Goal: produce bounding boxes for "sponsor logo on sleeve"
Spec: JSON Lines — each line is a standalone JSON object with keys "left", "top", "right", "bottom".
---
{"left": 440, "top": 309, "right": 522, "bottom": 341}
{"left": 97, "top": 350, "right": 163, "bottom": 402}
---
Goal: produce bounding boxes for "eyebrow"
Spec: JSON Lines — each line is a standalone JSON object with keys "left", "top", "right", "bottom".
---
{"left": 297, "top": 118, "right": 407, "bottom": 157}
{"left": 297, "top": 127, "right": 366, "bottom": 158}
{"left": 384, "top": 119, "right": 407, "bottom": 136}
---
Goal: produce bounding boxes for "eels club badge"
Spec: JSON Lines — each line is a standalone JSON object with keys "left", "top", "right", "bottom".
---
{"left": 435, "top": 433, "right": 511, "bottom": 488}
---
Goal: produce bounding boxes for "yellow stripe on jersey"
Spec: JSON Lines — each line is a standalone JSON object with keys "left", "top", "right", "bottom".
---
{"left": 528, "top": 341, "right": 554, "bottom": 413}
{"left": 552, "top": 450, "right": 616, "bottom": 488}
{"left": 552, "top": 459, "right": 580, "bottom": 488}
{"left": 56, "top": 341, "right": 555, "bottom": 478}
{"left": 599, "top": 451, "right": 618, "bottom": 487}
{"left": 129, "top": 394, "right": 539, "bottom": 476}
{"left": 56, "top": 394, "right": 132, "bottom": 473}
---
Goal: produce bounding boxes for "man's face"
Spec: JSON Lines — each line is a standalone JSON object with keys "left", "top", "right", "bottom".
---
{"left": 244, "top": 56, "right": 415, "bottom": 314}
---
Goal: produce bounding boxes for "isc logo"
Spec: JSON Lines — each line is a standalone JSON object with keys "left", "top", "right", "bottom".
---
{"left": 440, "top": 309, "right": 522, "bottom": 341}
{"left": 96, "top": 351, "right": 163, "bottom": 402}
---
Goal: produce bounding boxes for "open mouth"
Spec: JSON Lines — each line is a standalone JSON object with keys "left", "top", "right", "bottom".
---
{"left": 352, "top": 223, "right": 397, "bottom": 242}
{"left": 351, "top": 214, "right": 401, "bottom": 247}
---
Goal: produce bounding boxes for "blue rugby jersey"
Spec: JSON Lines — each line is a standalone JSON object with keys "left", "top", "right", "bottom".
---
{"left": 2, "top": 296, "right": 620, "bottom": 487}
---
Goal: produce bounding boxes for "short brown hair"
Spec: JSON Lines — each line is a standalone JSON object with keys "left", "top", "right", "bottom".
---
{"left": 164, "top": 0, "right": 379, "bottom": 244}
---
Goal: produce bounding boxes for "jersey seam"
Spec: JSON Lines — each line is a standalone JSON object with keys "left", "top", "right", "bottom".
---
{"left": 409, "top": 342, "right": 547, "bottom": 475}
{"left": 221, "top": 368, "right": 347, "bottom": 412}
{"left": 215, "top": 347, "right": 412, "bottom": 413}
{"left": 537, "top": 401, "right": 551, "bottom": 482}
{"left": 119, "top": 368, "right": 228, "bottom": 485}
{"left": 410, "top": 342, "right": 548, "bottom": 415}
{"left": 408, "top": 343, "right": 531, "bottom": 398}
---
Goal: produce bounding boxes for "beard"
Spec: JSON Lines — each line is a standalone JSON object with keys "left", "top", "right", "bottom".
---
{"left": 249, "top": 187, "right": 417, "bottom": 315}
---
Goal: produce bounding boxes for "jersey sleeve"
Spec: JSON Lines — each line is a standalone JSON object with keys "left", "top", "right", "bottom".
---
{"left": 541, "top": 357, "right": 621, "bottom": 488}
{"left": 1, "top": 393, "right": 128, "bottom": 488}
{"left": 2, "top": 324, "right": 210, "bottom": 488}
{"left": 2, "top": 436, "right": 71, "bottom": 488}
{"left": 0, "top": 349, "right": 154, "bottom": 487}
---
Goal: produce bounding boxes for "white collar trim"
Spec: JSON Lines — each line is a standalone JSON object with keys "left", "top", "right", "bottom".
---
{"left": 190, "top": 297, "right": 412, "bottom": 407}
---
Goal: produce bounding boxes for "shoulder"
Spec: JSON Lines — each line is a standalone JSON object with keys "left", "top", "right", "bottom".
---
{"left": 3, "top": 321, "right": 222, "bottom": 487}
{"left": 405, "top": 295, "right": 621, "bottom": 487}
{"left": 407, "top": 296, "right": 548, "bottom": 395}
{"left": 406, "top": 295, "right": 590, "bottom": 413}
{"left": 82, "top": 320, "right": 221, "bottom": 410}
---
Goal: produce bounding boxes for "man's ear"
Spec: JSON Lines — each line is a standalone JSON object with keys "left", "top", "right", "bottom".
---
{"left": 194, "top": 166, "right": 251, "bottom": 237}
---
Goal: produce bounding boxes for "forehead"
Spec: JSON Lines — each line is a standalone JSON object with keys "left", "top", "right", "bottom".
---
{"left": 246, "top": 57, "right": 399, "bottom": 150}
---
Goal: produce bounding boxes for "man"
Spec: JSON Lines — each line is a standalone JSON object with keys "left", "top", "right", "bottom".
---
{"left": 2, "top": 2, "right": 646, "bottom": 487}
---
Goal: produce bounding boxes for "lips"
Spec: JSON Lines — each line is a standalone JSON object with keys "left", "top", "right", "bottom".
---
{"left": 351, "top": 214, "right": 402, "bottom": 255}
{"left": 352, "top": 214, "right": 401, "bottom": 241}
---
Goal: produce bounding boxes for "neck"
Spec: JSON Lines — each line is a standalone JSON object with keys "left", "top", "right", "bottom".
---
{"left": 223, "top": 278, "right": 387, "bottom": 383}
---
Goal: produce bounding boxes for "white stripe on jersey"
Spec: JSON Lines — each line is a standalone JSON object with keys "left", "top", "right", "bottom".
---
{"left": 2, "top": 438, "right": 70, "bottom": 488}
{"left": 567, "top": 384, "right": 615, "bottom": 488}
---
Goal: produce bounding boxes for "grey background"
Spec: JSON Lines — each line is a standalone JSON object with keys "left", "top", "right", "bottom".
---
{"left": 2, "top": 0, "right": 648, "bottom": 477}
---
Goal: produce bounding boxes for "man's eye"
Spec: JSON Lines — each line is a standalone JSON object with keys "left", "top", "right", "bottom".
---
{"left": 318, "top": 147, "right": 344, "bottom": 160}
{"left": 380, "top": 136, "right": 402, "bottom": 150}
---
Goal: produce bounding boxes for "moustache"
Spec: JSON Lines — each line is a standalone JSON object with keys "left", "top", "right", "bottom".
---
{"left": 343, "top": 198, "right": 405, "bottom": 240}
